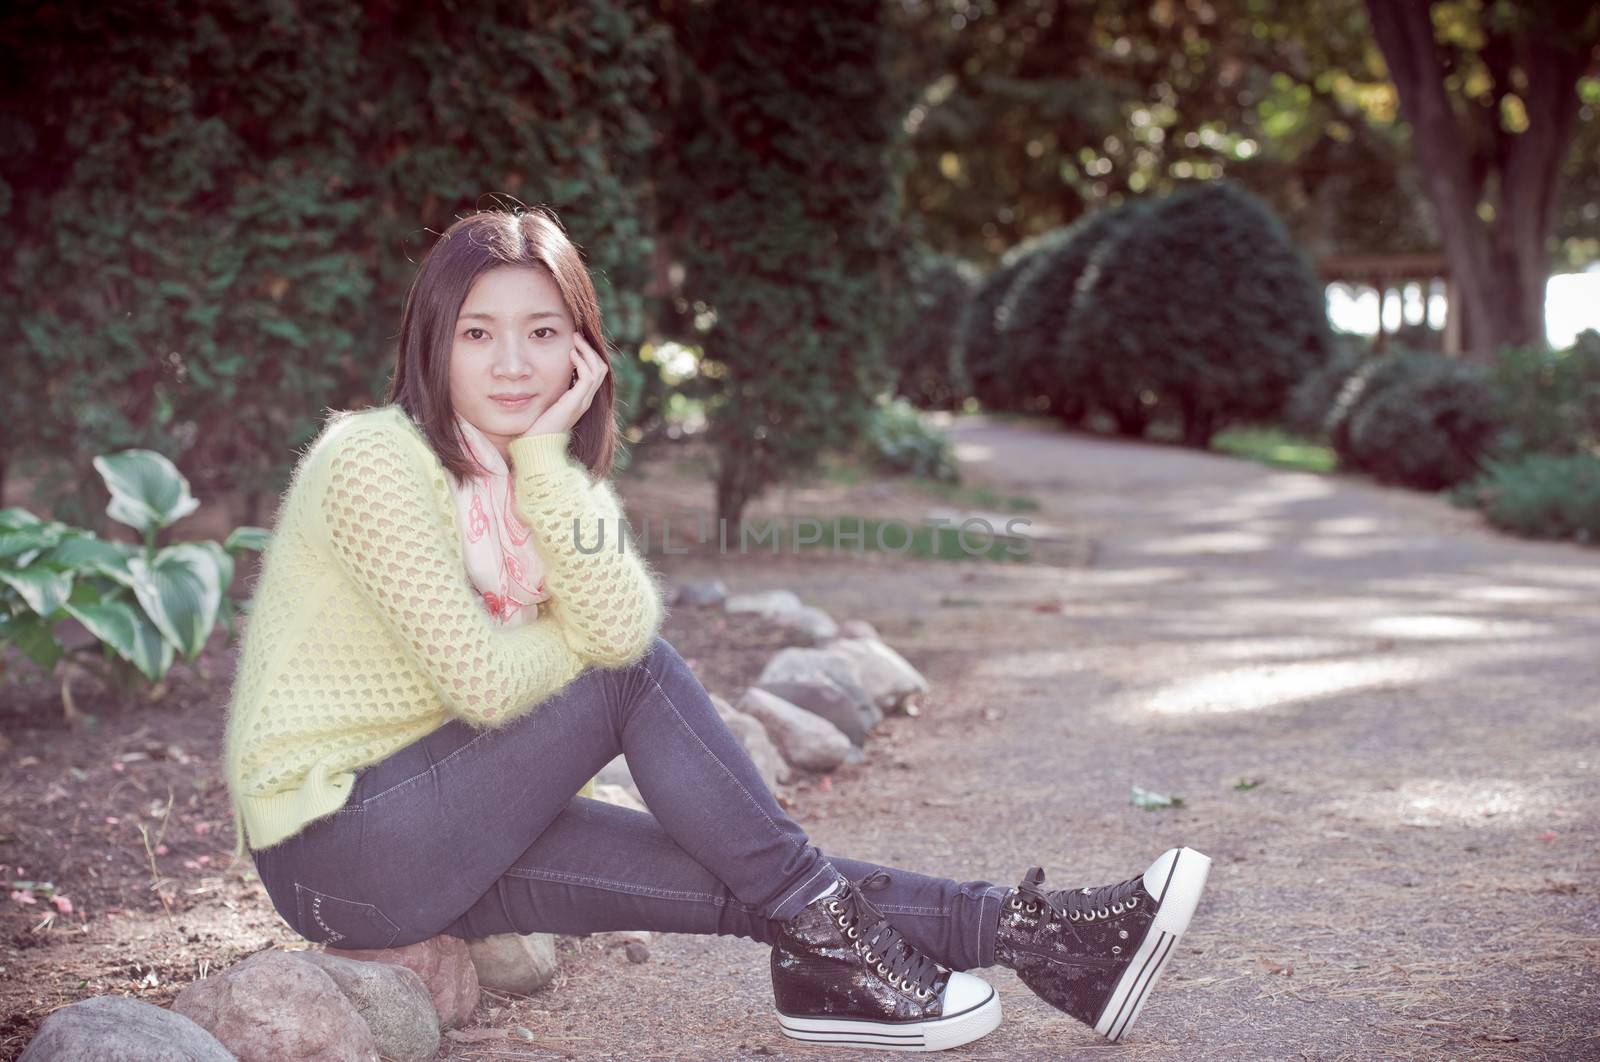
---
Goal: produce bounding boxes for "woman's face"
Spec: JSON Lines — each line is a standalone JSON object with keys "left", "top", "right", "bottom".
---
{"left": 448, "top": 265, "right": 576, "bottom": 462}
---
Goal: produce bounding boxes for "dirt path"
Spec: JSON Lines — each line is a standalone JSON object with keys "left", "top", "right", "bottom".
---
{"left": 508, "top": 416, "right": 1600, "bottom": 1060}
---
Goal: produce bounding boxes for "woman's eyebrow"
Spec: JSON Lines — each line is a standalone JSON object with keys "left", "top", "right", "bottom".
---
{"left": 458, "top": 310, "right": 564, "bottom": 322}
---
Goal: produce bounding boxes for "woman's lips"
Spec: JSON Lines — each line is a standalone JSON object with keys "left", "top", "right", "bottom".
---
{"left": 492, "top": 396, "right": 536, "bottom": 409}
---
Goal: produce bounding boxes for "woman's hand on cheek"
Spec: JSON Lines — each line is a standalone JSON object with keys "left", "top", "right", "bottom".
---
{"left": 522, "top": 333, "right": 608, "bottom": 438}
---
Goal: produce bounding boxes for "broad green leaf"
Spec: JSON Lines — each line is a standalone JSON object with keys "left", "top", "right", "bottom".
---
{"left": 127, "top": 544, "right": 222, "bottom": 658}
{"left": 45, "top": 535, "right": 138, "bottom": 589}
{"left": 2, "top": 612, "right": 64, "bottom": 673}
{"left": 0, "top": 566, "right": 74, "bottom": 618}
{"left": 64, "top": 600, "right": 174, "bottom": 681}
{"left": 192, "top": 540, "right": 235, "bottom": 593}
{"left": 0, "top": 524, "right": 64, "bottom": 561}
{"left": 224, "top": 526, "right": 272, "bottom": 553}
{"left": 0, "top": 508, "right": 43, "bottom": 530}
{"left": 93, "top": 450, "right": 201, "bottom": 534}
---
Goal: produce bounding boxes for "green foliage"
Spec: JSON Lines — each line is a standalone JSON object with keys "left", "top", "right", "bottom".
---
{"left": 0, "top": 0, "right": 666, "bottom": 527}
{"left": 658, "top": 0, "right": 908, "bottom": 525}
{"left": 859, "top": 397, "right": 959, "bottom": 482}
{"left": 0, "top": 449, "right": 267, "bottom": 712}
{"left": 1062, "top": 181, "right": 1334, "bottom": 446}
{"left": 1487, "top": 330, "right": 1600, "bottom": 458}
{"left": 888, "top": 249, "right": 979, "bottom": 411}
{"left": 1209, "top": 426, "right": 1338, "bottom": 473}
{"left": 1452, "top": 452, "right": 1600, "bottom": 545}
{"left": 959, "top": 227, "right": 1075, "bottom": 415}
{"left": 999, "top": 204, "right": 1156, "bottom": 424}
{"left": 1285, "top": 336, "right": 1365, "bottom": 440}
{"left": 1338, "top": 355, "right": 1503, "bottom": 490}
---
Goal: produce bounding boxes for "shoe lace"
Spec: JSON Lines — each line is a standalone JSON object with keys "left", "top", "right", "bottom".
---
{"left": 831, "top": 869, "right": 944, "bottom": 999}
{"left": 1015, "top": 866, "right": 1144, "bottom": 928}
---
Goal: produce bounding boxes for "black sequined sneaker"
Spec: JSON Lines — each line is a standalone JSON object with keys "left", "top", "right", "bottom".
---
{"left": 771, "top": 869, "right": 1002, "bottom": 1052}
{"left": 993, "top": 847, "right": 1211, "bottom": 1042}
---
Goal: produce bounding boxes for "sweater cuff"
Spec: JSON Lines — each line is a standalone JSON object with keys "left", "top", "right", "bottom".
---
{"left": 508, "top": 431, "right": 574, "bottom": 477}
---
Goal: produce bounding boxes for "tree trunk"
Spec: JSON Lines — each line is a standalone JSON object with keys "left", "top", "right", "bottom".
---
{"left": 1364, "top": 0, "right": 1595, "bottom": 358}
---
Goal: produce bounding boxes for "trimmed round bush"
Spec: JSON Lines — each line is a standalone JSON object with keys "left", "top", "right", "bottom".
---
{"left": 1000, "top": 203, "right": 1154, "bottom": 425}
{"left": 889, "top": 250, "right": 979, "bottom": 410}
{"left": 1062, "top": 180, "right": 1334, "bottom": 446}
{"left": 1285, "top": 336, "right": 1364, "bottom": 441}
{"left": 1488, "top": 329, "right": 1600, "bottom": 458}
{"left": 959, "top": 227, "right": 1075, "bottom": 413}
{"left": 1341, "top": 356, "right": 1503, "bottom": 489}
{"left": 1454, "top": 452, "right": 1600, "bottom": 544}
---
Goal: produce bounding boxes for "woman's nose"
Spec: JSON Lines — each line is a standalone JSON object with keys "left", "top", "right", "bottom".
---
{"left": 492, "top": 343, "right": 535, "bottom": 378}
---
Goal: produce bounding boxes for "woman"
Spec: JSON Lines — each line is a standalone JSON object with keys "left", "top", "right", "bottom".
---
{"left": 223, "top": 206, "right": 1211, "bottom": 1052}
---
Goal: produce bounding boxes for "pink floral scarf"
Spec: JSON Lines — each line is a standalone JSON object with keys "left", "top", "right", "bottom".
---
{"left": 447, "top": 413, "right": 551, "bottom": 627}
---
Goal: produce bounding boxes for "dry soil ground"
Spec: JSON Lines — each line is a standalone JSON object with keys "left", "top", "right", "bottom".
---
{"left": 3, "top": 413, "right": 1597, "bottom": 1060}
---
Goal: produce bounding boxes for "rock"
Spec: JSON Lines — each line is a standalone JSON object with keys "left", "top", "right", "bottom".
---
{"left": 326, "top": 935, "right": 478, "bottom": 1029}
{"left": 736, "top": 688, "right": 851, "bottom": 772}
{"left": 820, "top": 637, "right": 930, "bottom": 713}
{"left": 756, "top": 679, "right": 871, "bottom": 745}
{"left": 466, "top": 933, "right": 559, "bottom": 995}
{"left": 171, "top": 949, "right": 378, "bottom": 1062}
{"left": 672, "top": 579, "right": 729, "bottom": 607}
{"left": 756, "top": 648, "right": 881, "bottom": 738}
{"left": 295, "top": 952, "right": 439, "bottom": 1062}
{"left": 597, "top": 755, "right": 635, "bottom": 789}
{"left": 624, "top": 941, "right": 652, "bottom": 963}
{"left": 596, "top": 929, "right": 653, "bottom": 949}
{"left": 724, "top": 589, "right": 804, "bottom": 617}
{"left": 19, "top": 995, "right": 233, "bottom": 1062}
{"left": 710, "top": 693, "right": 793, "bottom": 785}
{"left": 592, "top": 782, "right": 648, "bottom": 813}
{"left": 767, "top": 605, "right": 839, "bottom": 644}
{"left": 839, "top": 619, "right": 881, "bottom": 640}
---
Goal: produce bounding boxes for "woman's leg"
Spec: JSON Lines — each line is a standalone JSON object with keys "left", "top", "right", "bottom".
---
{"left": 252, "top": 634, "right": 1005, "bottom": 969}
{"left": 441, "top": 791, "right": 1007, "bottom": 972}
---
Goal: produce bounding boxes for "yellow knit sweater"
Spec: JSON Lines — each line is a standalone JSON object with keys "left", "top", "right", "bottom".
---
{"left": 222, "top": 404, "right": 667, "bottom": 857}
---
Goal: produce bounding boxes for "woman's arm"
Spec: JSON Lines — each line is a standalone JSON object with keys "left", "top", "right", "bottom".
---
{"left": 508, "top": 431, "right": 666, "bottom": 669}
{"left": 319, "top": 421, "right": 587, "bottom": 728}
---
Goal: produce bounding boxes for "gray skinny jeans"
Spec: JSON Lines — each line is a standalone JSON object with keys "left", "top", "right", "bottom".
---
{"left": 250, "top": 634, "right": 1005, "bottom": 970}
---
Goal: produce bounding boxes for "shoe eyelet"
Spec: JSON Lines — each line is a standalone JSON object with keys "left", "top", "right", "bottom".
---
{"left": 1127, "top": 896, "right": 1138, "bottom": 908}
{"left": 917, "top": 986, "right": 931, "bottom": 1000}
{"left": 876, "top": 962, "right": 890, "bottom": 977}
{"left": 1007, "top": 897, "right": 1022, "bottom": 910}
{"left": 1111, "top": 902, "right": 1125, "bottom": 914}
{"left": 826, "top": 900, "right": 840, "bottom": 913}
{"left": 1025, "top": 901, "right": 1038, "bottom": 913}
{"left": 846, "top": 926, "right": 859, "bottom": 939}
{"left": 1112, "top": 945, "right": 1122, "bottom": 955}
{"left": 1119, "top": 929, "right": 1129, "bottom": 939}
{"left": 1068, "top": 910, "right": 1081, "bottom": 922}
{"left": 1097, "top": 906, "right": 1111, "bottom": 919}
{"left": 1081, "top": 909, "right": 1095, "bottom": 922}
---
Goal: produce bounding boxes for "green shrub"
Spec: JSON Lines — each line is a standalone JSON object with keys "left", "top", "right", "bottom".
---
{"left": 1062, "top": 180, "right": 1334, "bottom": 446}
{"left": 1341, "top": 356, "right": 1502, "bottom": 489}
{"left": 1487, "top": 329, "right": 1600, "bottom": 458}
{"left": 1285, "top": 336, "right": 1365, "bottom": 441}
{"left": 1452, "top": 452, "right": 1600, "bottom": 544}
{"left": 1000, "top": 203, "right": 1154, "bottom": 425}
{"left": 859, "top": 397, "right": 959, "bottom": 482}
{"left": 959, "top": 227, "right": 1076, "bottom": 413}
{"left": 889, "top": 250, "right": 979, "bottom": 411}
{"left": 0, "top": 449, "right": 267, "bottom": 720}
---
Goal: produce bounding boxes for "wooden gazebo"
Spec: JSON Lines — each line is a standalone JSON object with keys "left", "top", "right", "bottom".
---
{"left": 1316, "top": 252, "right": 1459, "bottom": 355}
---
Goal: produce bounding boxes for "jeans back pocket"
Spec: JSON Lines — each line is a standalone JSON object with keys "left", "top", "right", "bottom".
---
{"left": 292, "top": 883, "right": 403, "bottom": 950}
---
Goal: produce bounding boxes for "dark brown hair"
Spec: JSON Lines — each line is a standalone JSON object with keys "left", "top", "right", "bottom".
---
{"left": 386, "top": 206, "right": 618, "bottom": 481}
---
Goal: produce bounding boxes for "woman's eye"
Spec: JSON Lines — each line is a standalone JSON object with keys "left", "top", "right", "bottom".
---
{"left": 533, "top": 327, "right": 556, "bottom": 339}
{"left": 464, "top": 327, "right": 488, "bottom": 341}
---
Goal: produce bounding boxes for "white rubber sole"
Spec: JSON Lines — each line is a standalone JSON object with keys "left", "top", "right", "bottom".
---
{"left": 776, "top": 984, "right": 1002, "bottom": 1052}
{"left": 1092, "top": 846, "right": 1212, "bottom": 1042}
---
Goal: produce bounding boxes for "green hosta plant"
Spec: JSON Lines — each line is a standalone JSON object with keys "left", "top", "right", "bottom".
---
{"left": 0, "top": 450, "right": 269, "bottom": 724}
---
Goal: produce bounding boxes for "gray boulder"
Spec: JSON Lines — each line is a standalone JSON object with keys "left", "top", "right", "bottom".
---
{"left": 736, "top": 688, "right": 851, "bottom": 772}
{"left": 297, "top": 951, "right": 440, "bottom": 1062}
{"left": 672, "top": 579, "right": 729, "bottom": 607}
{"left": 20, "top": 995, "right": 233, "bottom": 1062}
{"left": 757, "top": 647, "right": 881, "bottom": 738}
{"left": 724, "top": 589, "right": 804, "bottom": 617}
{"left": 465, "top": 933, "right": 560, "bottom": 996}
{"left": 821, "top": 637, "right": 930, "bottom": 713}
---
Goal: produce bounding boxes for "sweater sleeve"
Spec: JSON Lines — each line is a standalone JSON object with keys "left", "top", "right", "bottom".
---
{"left": 318, "top": 420, "right": 588, "bottom": 728}
{"left": 507, "top": 431, "right": 666, "bottom": 669}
